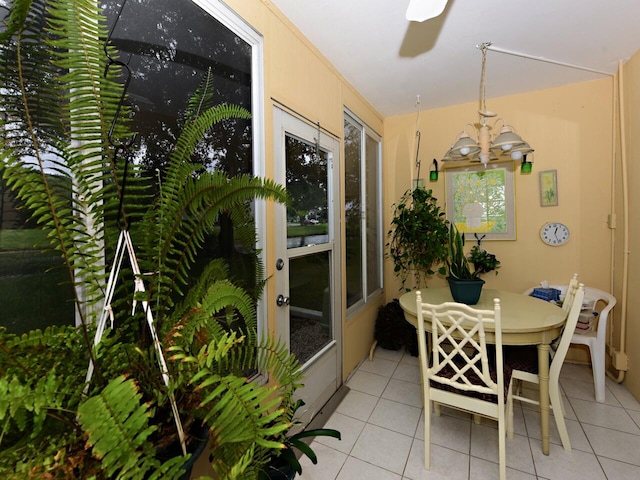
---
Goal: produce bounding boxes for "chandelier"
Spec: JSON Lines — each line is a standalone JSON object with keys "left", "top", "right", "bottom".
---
{"left": 442, "top": 42, "right": 534, "bottom": 170}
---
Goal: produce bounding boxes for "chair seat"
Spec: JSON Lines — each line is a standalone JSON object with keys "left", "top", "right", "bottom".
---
{"left": 431, "top": 354, "right": 513, "bottom": 404}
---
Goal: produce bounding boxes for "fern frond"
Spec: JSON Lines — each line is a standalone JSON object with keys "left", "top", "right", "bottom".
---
{"left": 183, "top": 66, "right": 217, "bottom": 121}
{"left": 148, "top": 170, "right": 288, "bottom": 326}
{"left": 77, "top": 375, "right": 177, "bottom": 479}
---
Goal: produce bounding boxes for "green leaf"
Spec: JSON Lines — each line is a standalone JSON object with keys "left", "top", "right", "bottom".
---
{"left": 77, "top": 376, "right": 162, "bottom": 479}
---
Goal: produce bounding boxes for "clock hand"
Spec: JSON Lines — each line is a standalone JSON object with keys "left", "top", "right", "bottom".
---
{"left": 554, "top": 227, "right": 558, "bottom": 241}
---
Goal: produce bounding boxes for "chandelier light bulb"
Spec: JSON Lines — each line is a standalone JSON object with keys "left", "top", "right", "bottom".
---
{"left": 460, "top": 146, "right": 471, "bottom": 155}
{"left": 511, "top": 150, "right": 523, "bottom": 160}
{"left": 501, "top": 143, "right": 513, "bottom": 151}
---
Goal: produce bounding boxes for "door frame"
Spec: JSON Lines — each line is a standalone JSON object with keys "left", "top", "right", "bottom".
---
{"left": 272, "top": 106, "right": 342, "bottom": 422}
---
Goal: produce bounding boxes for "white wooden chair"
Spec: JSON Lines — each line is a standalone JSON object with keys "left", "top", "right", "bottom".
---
{"left": 506, "top": 283, "right": 585, "bottom": 451}
{"left": 560, "top": 273, "right": 580, "bottom": 312}
{"left": 524, "top": 273, "right": 578, "bottom": 313}
{"left": 415, "top": 292, "right": 513, "bottom": 480}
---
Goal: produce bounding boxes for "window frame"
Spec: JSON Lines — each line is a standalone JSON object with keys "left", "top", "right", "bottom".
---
{"left": 344, "top": 108, "right": 383, "bottom": 316}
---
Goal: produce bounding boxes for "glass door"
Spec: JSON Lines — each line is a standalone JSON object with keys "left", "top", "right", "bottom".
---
{"left": 273, "top": 107, "right": 341, "bottom": 423}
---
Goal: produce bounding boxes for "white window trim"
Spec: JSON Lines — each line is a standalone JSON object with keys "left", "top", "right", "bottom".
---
{"left": 344, "top": 108, "right": 383, "bottom": 317}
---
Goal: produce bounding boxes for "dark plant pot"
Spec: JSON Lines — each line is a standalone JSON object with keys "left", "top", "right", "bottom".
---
{"left": 447, "top": 277, "right": 485, "bottom": 305}
{"left": 156, "top": 421, "right": 209, "bottom": 480}
{"left": 262, "top": 458, "right": 297, "bottom": 480}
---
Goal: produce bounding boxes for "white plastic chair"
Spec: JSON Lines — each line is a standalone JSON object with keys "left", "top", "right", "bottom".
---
{"left": 570, "top": 287, "right": 616, "bottom": 403}
{"left": 507, "top": 283, "right": 585, "bottom": 451}
{"left": 416, "top": 292, "right": 513, "bottom": 480}
{"left": 524, "top": 279, "right": 617, "bottom": 403}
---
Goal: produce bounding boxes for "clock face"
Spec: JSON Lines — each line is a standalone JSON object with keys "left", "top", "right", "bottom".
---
{"left": 540, "top": 222, "right": 570, "bottom": 246}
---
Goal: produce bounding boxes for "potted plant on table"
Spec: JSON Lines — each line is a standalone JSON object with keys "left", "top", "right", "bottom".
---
{"left": 0, "top": 1, "right": 334, "bottom": 478}
{"left": 442, "top": 224, "right": 500, "bottom": 304}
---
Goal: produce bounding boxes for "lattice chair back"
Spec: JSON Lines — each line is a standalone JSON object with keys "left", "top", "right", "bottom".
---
{"left": 415, "top": 291, "right": 510, "bottom": 479}
{"left": 418, "top": 295, "right": 503, "bottom": 400}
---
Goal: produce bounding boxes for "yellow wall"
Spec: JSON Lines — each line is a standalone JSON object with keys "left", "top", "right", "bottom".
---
{"left": 621, "top": 50, "right": 640, "bottom": 398}
{"left": 384, "top": 79, "right": 615, "bottom": 296}
{"left": 224, "top": 0, "right": 385, "bottom": 381}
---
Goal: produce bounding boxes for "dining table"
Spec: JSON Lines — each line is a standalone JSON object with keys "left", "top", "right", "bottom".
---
{"left": 399, "top": 287, "right": 567, "bottom": 455}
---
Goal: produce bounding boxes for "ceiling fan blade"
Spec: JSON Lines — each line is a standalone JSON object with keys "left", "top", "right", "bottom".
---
{"left": 406, "top": 0, "right": 448, "bottom": 22}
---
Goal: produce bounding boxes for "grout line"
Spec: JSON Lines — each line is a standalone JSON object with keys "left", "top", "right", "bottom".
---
{"left": 315, "top": 352, "right": 640, "bottom": 479}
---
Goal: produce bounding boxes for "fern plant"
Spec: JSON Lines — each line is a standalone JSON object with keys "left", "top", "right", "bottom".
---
{"left": 0, "top": 1, "right": 306, "bottom": 479}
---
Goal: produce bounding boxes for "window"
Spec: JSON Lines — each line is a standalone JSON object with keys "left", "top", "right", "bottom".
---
{"left": 103, "top": 0, "right": 263, "bottom": 294}
{"left": 344, "top": 111, "right": 382, "bottom": 311}
{"left": 445, "top": 163, "right": 515, "bottom": 240}
{"left": 0, "top": 0, "right": 264, "bottom": 333}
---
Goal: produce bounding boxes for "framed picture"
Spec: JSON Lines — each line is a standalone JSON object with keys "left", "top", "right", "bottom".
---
{"left": 445, "top": 162, "right": 516, "bottom": 240}
{"left": 539, "top": 169, "right": 558, "bottom": 207}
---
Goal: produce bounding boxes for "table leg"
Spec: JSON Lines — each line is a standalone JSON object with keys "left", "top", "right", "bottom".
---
{"left": 537, "top": 344, "right": 551, "bottom": 455}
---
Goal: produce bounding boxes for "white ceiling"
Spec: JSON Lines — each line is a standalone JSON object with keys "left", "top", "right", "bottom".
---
{"left": 269, "top": 0, "right": 640, "bottom": 117}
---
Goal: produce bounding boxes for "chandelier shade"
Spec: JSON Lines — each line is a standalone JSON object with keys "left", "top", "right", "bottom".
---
{"left": 449, "top": 131, "right": 481, "bottom": 158}
{"left": 491, "top": 126, "right": 526, "bottom": 152}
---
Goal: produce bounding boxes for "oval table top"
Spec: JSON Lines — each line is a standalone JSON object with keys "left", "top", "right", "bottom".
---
{"left": 399, "top": 287, "right": 567, "bottom": 346}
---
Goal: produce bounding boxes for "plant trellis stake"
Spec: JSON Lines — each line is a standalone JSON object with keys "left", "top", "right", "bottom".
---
{"left": 83, "top": 0, "right": 186, "bottom": 455}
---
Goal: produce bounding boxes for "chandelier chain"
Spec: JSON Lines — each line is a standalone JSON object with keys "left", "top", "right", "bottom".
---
{"left": 478, "top": 42, "right": 492, "bottom": 122}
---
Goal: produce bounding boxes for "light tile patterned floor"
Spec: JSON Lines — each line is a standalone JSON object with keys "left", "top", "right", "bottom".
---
{"left": 299, "top": 347, "right": 640, "bottom": 480}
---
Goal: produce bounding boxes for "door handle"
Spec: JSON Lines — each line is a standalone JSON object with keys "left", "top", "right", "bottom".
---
{"left": 276, "top": 294, "right": 290, "bottom": 307}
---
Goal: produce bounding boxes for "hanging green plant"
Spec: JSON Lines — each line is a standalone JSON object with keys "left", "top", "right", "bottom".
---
{"left": 387, "top": 187, "right": 449, "bottom": 291}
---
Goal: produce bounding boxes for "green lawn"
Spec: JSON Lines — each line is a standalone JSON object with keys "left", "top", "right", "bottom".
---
{"left": 0, "top": 230, "right": 74, "bottom": 334}
{"left": 287, "top": 224, "right": 327, "bottom": 237}
{"left": 0, "top": 228, "right": 49, "bottom": 251}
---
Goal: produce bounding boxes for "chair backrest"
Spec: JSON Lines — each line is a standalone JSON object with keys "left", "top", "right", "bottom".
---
{"left": 580, "top": 286, "right": 617, "bottom": 338}
{"left": 415, "top": 291, "right": 503, "bottom": 401}
{"left": 561, "top": 273, "right": 580, "bottom": 312}
{"left": 550, "top": 283, "right": 585, "bottom": 378}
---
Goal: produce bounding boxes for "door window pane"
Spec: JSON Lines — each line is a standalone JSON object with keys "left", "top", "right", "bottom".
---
{"left": 285, "top": 134, "right": 329, "bottom": 248}
{"left": 0, "top": 191, "right": 75, "bottom": 334}
{"left": 289, "top": 252, "right": 332, "bottom": 365}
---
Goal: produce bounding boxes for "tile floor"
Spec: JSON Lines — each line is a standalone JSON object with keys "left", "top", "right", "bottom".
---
{"left": 298, "top": 347, "right": 640, "bottom": 480}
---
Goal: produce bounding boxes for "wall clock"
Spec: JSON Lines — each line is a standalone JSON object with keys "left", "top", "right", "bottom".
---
{"left": 540, "top": 222, "right": 570, "bottom": 246}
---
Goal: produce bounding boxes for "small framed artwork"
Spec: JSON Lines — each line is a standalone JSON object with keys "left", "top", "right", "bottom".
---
{"left": 539, "top": 170, "right": 558, "bottom": 207}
